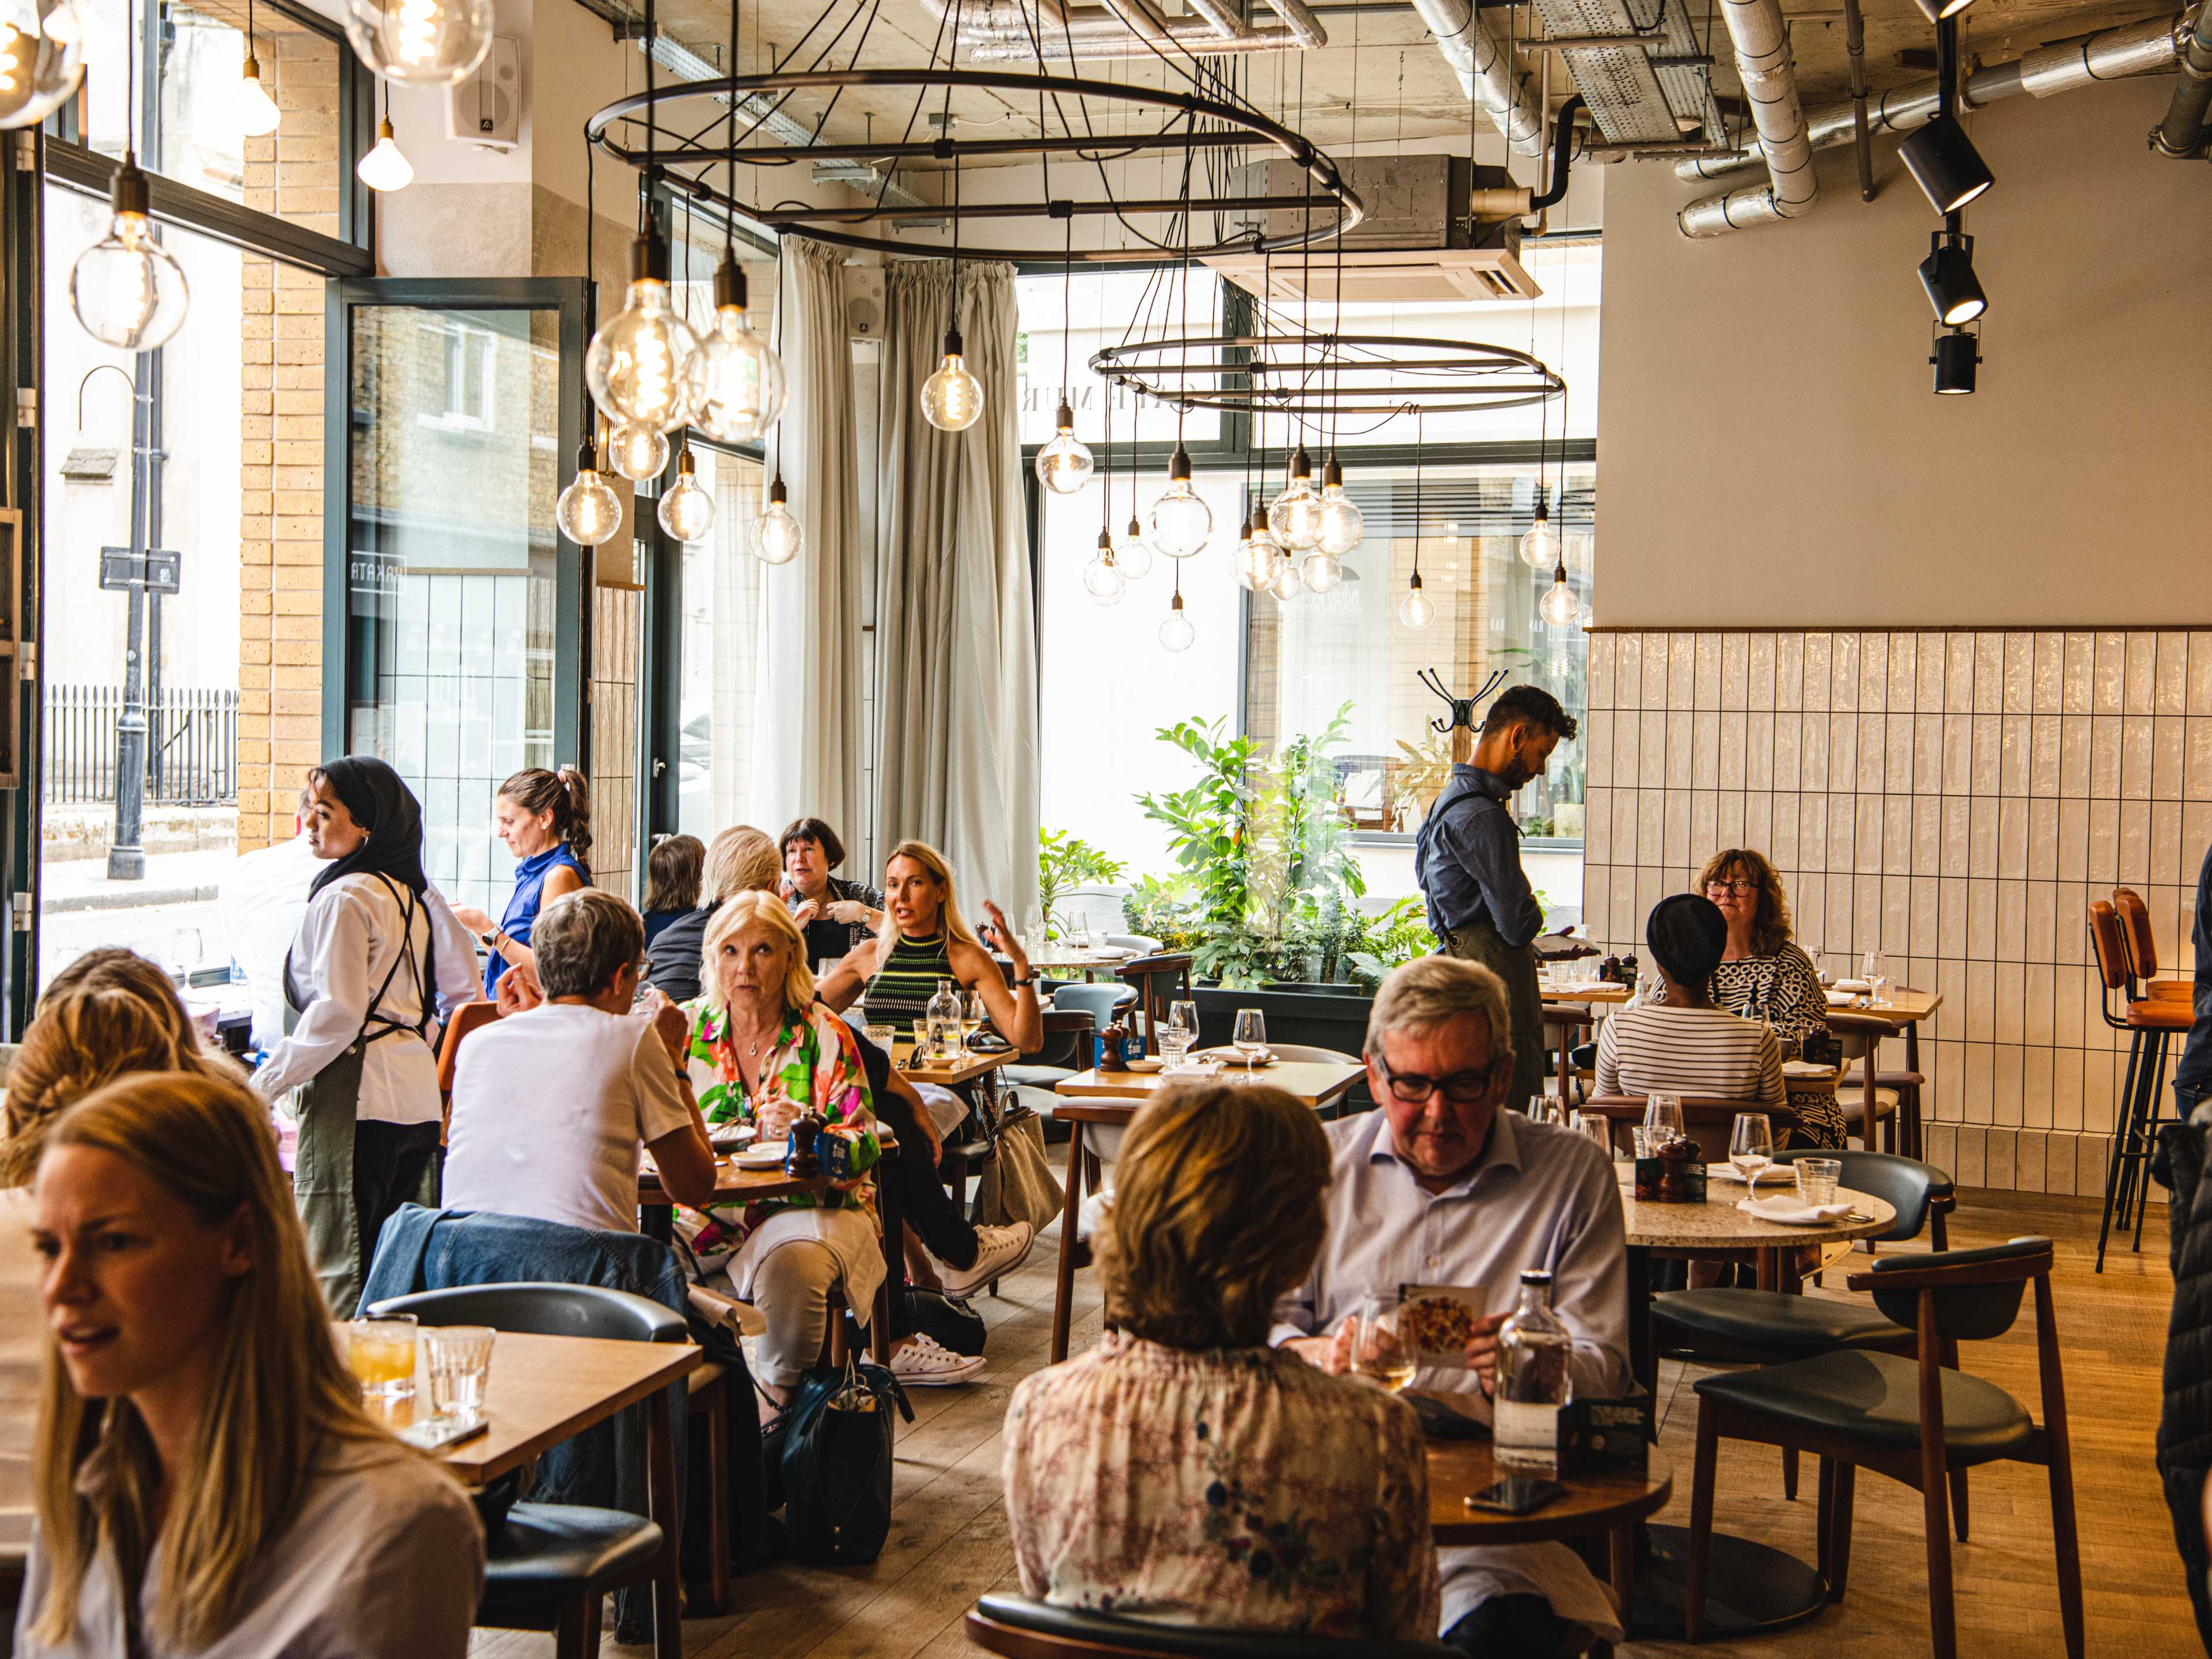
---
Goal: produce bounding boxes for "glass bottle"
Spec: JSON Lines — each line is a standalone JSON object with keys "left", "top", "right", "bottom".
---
{"left": 926, "top": 978, "right": 963, "bottom": 1061}
{"left": 1494, "top": 1269, "right": 1573, "bottom": 1472}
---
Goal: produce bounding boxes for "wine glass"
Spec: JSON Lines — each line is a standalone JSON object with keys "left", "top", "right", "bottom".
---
{"left": 1161, "top": 999, "right": 1200, "bottom": 1066}
{"left": 1569, "top": 1109, "right": 1614, "bottom": 1156}
{"left": 1232, "top": 1009, "right": 1267, "bottom": 1075}
{"left": 1729, "top": 1112, "right": 1774, "bottom": 1185}
{"left": 1861, "top": 949, "right": 1889, "bottom": 1007}
{"left": 963, "top": 991, "right": 986, "bottom": 1051}
{"left": 1353, "top": 1291, "right": 1415, "bottom": 1393}
{"left": 1643, "top": 1093, "right": 1684, "bottom": 1147}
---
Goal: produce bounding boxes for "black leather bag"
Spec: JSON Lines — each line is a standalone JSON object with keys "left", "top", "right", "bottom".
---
{"left": 779, "top": 1357, "right": 914, "bottom": 1565}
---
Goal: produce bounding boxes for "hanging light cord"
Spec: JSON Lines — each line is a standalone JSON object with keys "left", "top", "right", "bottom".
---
{"left": 1411, "top": 411, "right": 1425, "bottom": 586}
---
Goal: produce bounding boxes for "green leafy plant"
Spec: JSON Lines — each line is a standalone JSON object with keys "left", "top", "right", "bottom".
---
{"left": 1036, "top": 828, "right": 1124, "bottom": 941}
{"left": 1347, "top": 895, "right": 1440, "bottom": 988}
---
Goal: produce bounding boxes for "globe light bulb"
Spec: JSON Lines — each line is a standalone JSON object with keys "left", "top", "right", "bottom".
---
{"left": 656, "top": 448, "right": 715, "bottom": 543}
{"left": 0, "top": 1, "right": 86, "bottom": 131}
{"left": 1148, "top": 444, "right": 1211, "bottom": 558}
{"left": 608, "top": 419, "right": 669, "bottom": 483}
{"left": 1268, "top": 555, "right": 1303, "bottom": 603}
{"left": 683, "top": 253, "right": 786, "bottom": 444}
{"left": 1313, "top": 456, "right": 1363, "bottom": 556}
{"left": 921, "top": 326, "right": 984, "bottom": 432}
{"left": 1301, "top": 550, "right": 1343, "bottom": 593}
{"left": 1268, "top": 446, "right": 1324, "bottom": 551}
{"left": 751, "top": 473, "right": 802, "bottom": 565}
{"left": 1232, "top": 516, "right": 1276, "bottom": 592}
{"left": 586, "top": 232, "right": 700, "bottom": 434}
{"left": 1034, "top": 402, "right": 1094, "bottom": 494}
{"left": 554, "top": 438, "right": 622, "bottom": 547}
{"left": 1399, "top": 574, "right": 1434, "bottom": 630}
{"left": 1113, "top": 515, "right": 1153, "bottom": 581}
{"left": 355, "top": 116, "right": 413, "bottom": 191}
{"left": 1520, "top": 490, "right": 1560, "bottom": 570}
{"left": 70, "top": 156, "right": 189, "bottom": 352}
{"left": 1540, "top": 563, "right": 1580, "bottom": 628}
{"left": 236, "top": 48, "right": 282, "bottom": 137}
{"left": 344, "top": 0, "right": 494, "bottom": 86}
{"left": 1160, "top": 594, "right": 1195, "bottom": 653}
{"left": 1082, "top": 530, "right": 1126, "bottom": 606}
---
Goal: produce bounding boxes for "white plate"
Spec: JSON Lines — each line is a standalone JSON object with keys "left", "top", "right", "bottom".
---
{"left": 733, "top": 1146, "right": 786, "bottom": 1170}
{"left": 1199, "top": 1046, "right": 1275, "bottom": 1067}
{"left": 1119, "top": 1055, "right": 1165, "bottom": 1073}
{"left": 710, "top": 1125, "right": 757, "bottom": 1150}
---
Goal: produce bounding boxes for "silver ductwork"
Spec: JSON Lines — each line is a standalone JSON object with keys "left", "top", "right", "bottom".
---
{"left": 2152, "top": 2, "right": 2212, "bottom": 155}
{"left": 1675, "top": 0, "right": 1814, "bottom": 236}
{"left": 1408, "top": 0, "right": 1546, "bottom": 158}
{"left": 1677, "top": 10, "right": 2188, "bottom": 183}
{"left": 928, "top": 0, "right": 1328, "bottom": 62}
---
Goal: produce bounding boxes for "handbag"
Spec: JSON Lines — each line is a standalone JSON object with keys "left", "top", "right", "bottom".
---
{"left": 972, "top": 1110, "right": 1064, "bottom": 1234}
{"left": 779, "top": 1356, "right": 914, "bottom": 1565}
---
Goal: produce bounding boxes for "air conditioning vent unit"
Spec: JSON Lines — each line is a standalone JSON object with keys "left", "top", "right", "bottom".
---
{"left": 1205, "top": 156, "right": 1540, "bottom": 305}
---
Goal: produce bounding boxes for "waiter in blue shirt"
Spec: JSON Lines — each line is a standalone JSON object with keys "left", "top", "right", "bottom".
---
{"left": 1413, "top": 683, "right": 1578, "bottom": 1116}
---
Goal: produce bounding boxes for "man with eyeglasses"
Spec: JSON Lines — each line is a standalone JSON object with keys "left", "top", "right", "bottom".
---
{"left": 1413, "top": 682, "right": 1580, "bottom": 1119}
{"left": 1270, "top": 954, "right": 1630, "bottom": 1658}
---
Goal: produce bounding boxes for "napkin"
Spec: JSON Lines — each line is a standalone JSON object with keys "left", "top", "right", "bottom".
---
{"left": 1823, "top": 988, "right": 1859, "bottom": 1006}
{"left": 1832, "top": 978, "right": 1871, "bottom": 993}
{"left": 1736, "top": 1195, "right": 1854, "bottom": 1224}
{"left": 1709, "top": 1162, "right": 1795, "bottom": 1186}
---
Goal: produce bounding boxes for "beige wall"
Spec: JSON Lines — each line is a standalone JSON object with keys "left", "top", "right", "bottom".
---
{"left": 1594, "top": 73, "right": 2212, "bottom": 630}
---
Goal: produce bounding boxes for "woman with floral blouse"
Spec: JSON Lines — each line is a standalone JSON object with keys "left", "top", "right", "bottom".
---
{"left": 679, "top": 891, "right": 878, "bottom": 1423}
{"left": 1003, "top": 1081, "right": 1439, "bottom": 1641}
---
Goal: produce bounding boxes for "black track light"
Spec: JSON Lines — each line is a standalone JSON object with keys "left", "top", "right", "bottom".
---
{"left": 1899, "top": 114, "right": 1994, "bottom": 213}
{"left": 1918, "top": 231, "right": 1987, "bottom": 325}
{"left": 1931, "top": 327, "right": 1980, "bottom": 395}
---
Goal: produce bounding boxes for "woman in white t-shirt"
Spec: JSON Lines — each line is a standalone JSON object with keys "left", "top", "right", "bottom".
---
{"left": 1595, "top": 893, "right": 1786, "bottom": 1108}
{"left": 444, "top": 889, "right": 717, "bottom": 1230}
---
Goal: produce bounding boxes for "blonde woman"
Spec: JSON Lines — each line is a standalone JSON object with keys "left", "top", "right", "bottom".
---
{"left": 680, "top": 892, "right": 880, "bottom": 1422}
{"left": 17, "top": 1071, "right": 483, "bottom": 1657}
{"left": 816, "top": 839, "right": 1041, "bottom": 1053}
{"left": 1003, "top": 1082, "right": 1438, "bottom": 1641}
{"left": 645, "top": 823, "right": 782, "bottom": 1003}
{"left": 2, "top": 949, "right": 243, "bottom": 1188}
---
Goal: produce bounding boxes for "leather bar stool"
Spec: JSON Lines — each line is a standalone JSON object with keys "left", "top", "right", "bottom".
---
{"left": 2088, "top": 899, "right": 2192, "bottom": 1271}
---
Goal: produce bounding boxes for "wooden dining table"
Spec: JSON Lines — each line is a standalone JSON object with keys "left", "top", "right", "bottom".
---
{"left": 1538, "top": 979, "right": 1631, "bottom": 1101}
{"left": 1827, "top": 985, "right": 1944, "bottom": 1157}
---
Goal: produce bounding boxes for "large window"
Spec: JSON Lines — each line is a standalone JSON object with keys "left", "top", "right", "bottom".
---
{"left": 673, "top": 444, "right": 766, "bottom": 841}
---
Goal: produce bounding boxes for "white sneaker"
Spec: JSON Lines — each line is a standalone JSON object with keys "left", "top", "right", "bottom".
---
{"left": 890, "top": 1332, "right": 988, "bottom": 1387}
{"left": 940, "top": 1221, "right": 1035, "bottom": 1298}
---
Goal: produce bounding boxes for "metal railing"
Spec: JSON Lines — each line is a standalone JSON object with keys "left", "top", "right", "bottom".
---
{"left": 43, "top": 685, "right": 240, "bottom": 808}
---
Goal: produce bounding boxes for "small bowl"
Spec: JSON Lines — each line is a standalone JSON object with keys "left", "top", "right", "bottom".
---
{"left": 1120, "top": 1055, "right": 1165, "bottom": 1073}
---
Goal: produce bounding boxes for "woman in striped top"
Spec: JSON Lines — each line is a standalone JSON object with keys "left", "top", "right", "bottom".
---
{"left": 1595, "top": 893, "right": 1785, "bottom": 1108}
{"left": 817, "top": 840, "right": 1044, "bottom": 1052}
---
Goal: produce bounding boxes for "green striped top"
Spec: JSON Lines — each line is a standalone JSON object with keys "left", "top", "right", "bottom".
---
{"left": 864, "top": 931, "right": 954, "bottom": 1022}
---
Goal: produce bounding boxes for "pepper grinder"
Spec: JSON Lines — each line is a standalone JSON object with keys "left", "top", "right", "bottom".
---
{"left": 785, "top": 1107, "right": 824, "bottom": 1178}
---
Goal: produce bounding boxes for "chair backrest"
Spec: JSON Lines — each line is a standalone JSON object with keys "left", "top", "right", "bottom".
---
{"left": 1851, "top": 1236, "right": 2051, "bottom": 1342}
{"left": 1023, "top": 1007, "right": 1093, "bottom": 1067}
{"left": 366, "top": 1282, "right": 687, "bottom": 1344}
{"left": 1269, "top": 1043, "right": 1361, "bottom": 1066}
{"left": 2087, "top": 899, "right": 2130, "bottom": 994}
{"left": 2112, "top": 887, "right": 2160, "bottom": 983}
{"left": 1052, "top": 983, "right": 1133, "bottom": 1065}
{"left": 436, "top": 1001, "right": 502, "bottom": 1094}
{"left": 1105, "top": 933, "right": 1163, "bottom": 954}
{"left": 1582, "top": 1094, "right": 1801, "bottom": 1157}
{"left": 1774, "top": 1147, "right": 1951, "bottom": 1243}
{"left": 1117, "top": 953, "right": 1195, "bottom": 1055}
{"left": 966, "top": 1594, "right": 1461, "bottom": 1658}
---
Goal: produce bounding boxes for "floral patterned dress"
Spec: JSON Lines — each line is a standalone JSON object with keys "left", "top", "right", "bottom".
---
{"left": 1003, "top": 1332, "right": 1441, "bottom": 1642}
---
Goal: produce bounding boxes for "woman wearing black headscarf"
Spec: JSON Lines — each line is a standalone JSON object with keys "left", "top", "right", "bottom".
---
{"left": 1592, "top": 893, "right": 1787, "bottom": 1113}
{"left": 252, "top": 758, "right": 482, "bottom": 1313}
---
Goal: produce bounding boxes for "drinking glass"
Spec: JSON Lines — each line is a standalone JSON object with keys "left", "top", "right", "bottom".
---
{"left": 423, "top": 1325, "right": 496, "bottom": 1418}
{"left": 963, "top": 991, "right": 987, "bottom": 1052}
{"left": 1527, "top": 1096, "right": 1563, "bottom": 1127}
{"left": 910, "top": 1017, "right": 930, "bottom": 1058}
{"left": 863, "top": 1022, "right": 896, "bottom": 1056}
{"left": 1795, "top": 1157, "right": 1843, "bottom": 1206}
{"left": 1353, "top": 1292, "right": 1416, "bottom": 1393}
{"left": 1631, "top": 1126, "right": 1658, "bottom": 1160}
{"left": 1569, "top": 1110, "right": 1613, "bottom": 1154}
{"left": 344, "top": 1314, "right": 418, "bottom": 1402}
{"left": 1643, "top": 1093, "right": 1684, "bottom": 1147}
{"left": 1729, "top": 1113, "right": 1775, "bottom": 1184}
{"left": 1861, "top": 949, "right": 1889, "bottom": 1007}
{"left": 1168, "top": 999, "right": 1199, "bottom": 1045}
{"left": 1231, "top": 1009, "right": 1267, "bottom": 1074}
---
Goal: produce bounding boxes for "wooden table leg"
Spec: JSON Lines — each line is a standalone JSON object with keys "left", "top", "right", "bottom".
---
{"left": 1904, "top": 1021, "right": 1924, "bottom": 1160}
{"left": 645, "top": 1385, "right": 683, "bottom": 1659}
{"left": 1609, "top": 1522, "right": 1636, "bottom": 1624}
{"left": 1626, "top": 1244, "right": 1654, "bottom": 1399}
{"left": 1051, "top": 1120, "right": 1086, "bottom": 1363}
{"left": 1756, "top": 1245, "right": 1781, "bottom": 1293}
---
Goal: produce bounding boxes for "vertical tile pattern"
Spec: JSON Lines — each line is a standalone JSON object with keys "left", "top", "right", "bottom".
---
{"left": 1581, "top": 628, "right": 2205, "bottom": 1199}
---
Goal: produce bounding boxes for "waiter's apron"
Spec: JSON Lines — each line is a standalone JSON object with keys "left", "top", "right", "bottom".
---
{"left": 1441, "top": 917, "right": 1545, "bottom": 1115}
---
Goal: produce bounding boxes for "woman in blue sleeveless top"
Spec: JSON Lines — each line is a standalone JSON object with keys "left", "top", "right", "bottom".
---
{"left": 450, "top": 767, "right": 591, "bottom": 997}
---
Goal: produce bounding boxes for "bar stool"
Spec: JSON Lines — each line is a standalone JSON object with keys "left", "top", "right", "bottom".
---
{"left": 2088, "top": 899, "right": 2191, "bottom": 1271}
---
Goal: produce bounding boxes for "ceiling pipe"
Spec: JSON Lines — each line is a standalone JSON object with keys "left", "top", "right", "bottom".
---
{"left": 933, "top": 0, "right": 1328, "bottom": 60}
{"left": 1468, "top": 93, "right": 1584, "bottom": 215}
{"left": 1842, "top": 0, "right": 1874, "bottom": 199}
{"left": 2151, "top": 1, "right": 2212, "bottom": 155}
{"left": 1675, "top": 0, "right": 1815, "bottom": 236}
{"left": 1408, "top": 0, "right": 1547, "bottom": 157}
{"left": 1183, "top": 0, "right": 1255, "bottom": 38}
{"left": 965, "top": 21, "right": 1310, "bottom": 56}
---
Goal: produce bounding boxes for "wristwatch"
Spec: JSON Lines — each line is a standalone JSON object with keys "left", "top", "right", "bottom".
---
{"left": 478, "top": 927, "right": 506, "bottom": 951}
{"left": 1013, "top": 975, "right": 1036, "bottom": 988}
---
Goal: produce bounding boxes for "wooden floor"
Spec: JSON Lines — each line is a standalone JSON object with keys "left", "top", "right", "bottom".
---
{"left": 474, "top": 1168, "right": 2192, "bottom": 1659}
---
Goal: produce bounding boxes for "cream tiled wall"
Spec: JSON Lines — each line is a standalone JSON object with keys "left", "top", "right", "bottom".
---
{"left": 1581, "top": 628, "right": 2210, "bottom": 1198}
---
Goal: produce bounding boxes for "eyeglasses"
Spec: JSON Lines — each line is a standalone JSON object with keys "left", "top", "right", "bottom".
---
{"left": 1374, "top": 1055, "right": 1502, "bottom": 1106}
{"left": 1704, "top": 878, "right": 1759, "bottom": 895}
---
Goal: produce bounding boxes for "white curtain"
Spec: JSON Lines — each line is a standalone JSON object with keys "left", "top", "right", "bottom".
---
{"left": 874, "top": 260, "right": 1041, "bottom": 925}
{"left": 751, "top": 237, "right": 865, "bottom": 839}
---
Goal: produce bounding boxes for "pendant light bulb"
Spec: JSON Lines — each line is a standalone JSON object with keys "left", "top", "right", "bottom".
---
{"left": 0, "top": 0, "right": 85, "bottom": 130}
{"left": 1267, "top": 554, "right": 1304, "bottom": 603}
{"left": 657, "top": 447, "right": 715, "bottom": 543}
{"left": 1159, "top": 591, "right": 1195, "bottom": 653}
{"left": 921, "top": 325, "right": 984, "bottom": 431}
{"left": 70, "top": 155, "right": 190, "bottom": 351}
{"left": 684, "top": 254, "right": 787, "bottom": 444}
{"left": 1233, "top": 515, "right": 1278, "bottom": 592}
{"left": 1035, "top": 402, "right": 1094, "bottom": 494}
{"left": 1399, "top": 571, "right": 1434, "bottom": 630}
{"left": 751, "top": 474, "right": 803, "bottom": 565}
{"left": 1540, "top": 562, "right": 1579, "bottom": 628}
{"left": 608, "top": 419, "right": 669, "bottom": 483}
{"left": 1148, "top": 444, "right": 1211, "bottom": 558}
{"left": 1301, "top": 550, "right": 1344, "bottom": 594}
{"left": 586, "top": 232, "right": 700, "bottom": 435}
{"left": 343, "top": 0, "right": 494, "bottom": 85}
{"left": 1520, "top": 490, "right": 1560, "bottom": 570}
{"left": 1113, "top": 514, "right": 1153, "bottom": 581}
{"left": 236, "top": 47, "right": 282, "bottom": 137}
{"left": 554, "top": 436, "right": 622, "bottom": 547}
{"left": 356, "top": 116, "right": 413, "bottom": 191}
{"left": 1313, "top": 456, "right": 1363, "bottom": 556}
{"left": 1083, "top": 529, "right": 1126, "bottom": 606}
{"left": 1268, "top": 445, "right": 1324, "bottom": 551}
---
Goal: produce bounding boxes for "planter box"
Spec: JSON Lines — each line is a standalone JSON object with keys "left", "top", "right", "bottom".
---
{"left": 1193, "top": 985, "right": 1376, "bottom": 1115}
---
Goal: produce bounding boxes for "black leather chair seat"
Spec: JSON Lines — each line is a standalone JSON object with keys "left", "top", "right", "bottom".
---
{"left": 970, "top": 1593, "right": 1460, "bottom": 1657}
{"left": 1653, "top": 1288, "right": 1914, "bottom": 1353}
{"left": 1695, "top": 1350, "right": 2033, "bottom": 1464}
{"left": 479, "top": 1503, "right": 664, "bottom": 1604}
{"left": 1006, "top": 1063, "right": 1076, "bottom": 1089}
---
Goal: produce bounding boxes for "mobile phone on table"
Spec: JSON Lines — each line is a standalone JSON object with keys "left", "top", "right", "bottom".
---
{"left": 396, "top": 1413, "right": 489, "bottom": 1452}
{"left": 1464, "top": 1478, "right": 1566, "bottom": 1516}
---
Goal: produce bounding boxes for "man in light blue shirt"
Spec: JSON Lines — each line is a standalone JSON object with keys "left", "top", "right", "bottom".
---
{"left": 1271, "top": 954, "right": 1630, "bottom": 1656}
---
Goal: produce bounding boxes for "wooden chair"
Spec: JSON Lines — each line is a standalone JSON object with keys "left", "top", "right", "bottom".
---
{"left": 436, "top": 999, "right": 502, "bottom": 1094}
{"left": 1116, "top": 953, "right": 1194, "bottom": 1056}
{"left": 965, "top": 1593, "right": 1461, "bottom": 1657}
{"left": 1543, "top": 1003, "right": 1594, "bottom": 1105}
{"left": 1825, "top": 1008, "right": 1907, "bottom": 1155}
{"left": 2089, "top": 898, "right": 2192, "bottom": 1271}
{"left": 1580, "top": 1093, "right": 1801, "bottom": 1158}
{"left": 2113, "top": 887, "right": 2192, "bottom": 1001}
{"left": 1681, "top": 1237, "right": 2081, "bottom": 1659}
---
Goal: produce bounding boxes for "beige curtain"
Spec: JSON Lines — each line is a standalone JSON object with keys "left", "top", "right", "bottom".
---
{"left": 873, "top": 260, "right": 1041, "bottom": 925}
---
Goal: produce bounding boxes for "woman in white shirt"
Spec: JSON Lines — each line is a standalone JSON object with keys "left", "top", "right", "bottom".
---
{"left": 17, "top": 1069, "right": 482, "bottom": 1658}
{"left": 1595, "top": 893, "right": 1786, "bottom": 1109}
{"left": 251, "top": 758, "right": 480, "bottom": 1315}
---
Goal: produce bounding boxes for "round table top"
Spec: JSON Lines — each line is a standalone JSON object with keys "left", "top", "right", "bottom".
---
{"left": 1620, "top": 1175, "right": 1895, "bottom": 1249}
{"left": 1427, "top": 1435, "right": 1673, "bottom": 1546}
